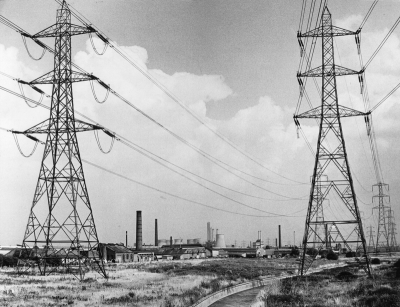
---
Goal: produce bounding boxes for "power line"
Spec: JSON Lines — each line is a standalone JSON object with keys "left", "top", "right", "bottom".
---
{"left": 359, "top": 0, "right": 379, "bottom": 31}
{"left": 51, "top": 0, "right": 306, "bottom": 184}
{"left": 364, "top": 15, "right": 400, "bottom": 69}
{"left": 0, "top": 83, "right": 307, "bottom": 205}
{"left": 0, "top": 16, "right": 307, "bottom": 186}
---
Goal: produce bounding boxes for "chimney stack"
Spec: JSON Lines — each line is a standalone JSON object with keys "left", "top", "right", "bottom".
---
{"left": 155, "top": 219, "right": 158, "bottom": 247}
{"left": 278, "top": 225, "right": 281, "bottom": 248}
{"left": 126, "top": 231, "right": 128, "bottom": 247}
{"left": 136, "top": 211, "right": 142, "bottom": 250}
{"left": 170, "top": 236, "right": 173, "bottom": 247}
{"left": 207, "top": 222, "right": 211, "bottom": 241}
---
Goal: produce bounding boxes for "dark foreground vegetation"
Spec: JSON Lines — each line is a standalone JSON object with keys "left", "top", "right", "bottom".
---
{"left": 260, "top": 258, "right": 400, "bottom": 307}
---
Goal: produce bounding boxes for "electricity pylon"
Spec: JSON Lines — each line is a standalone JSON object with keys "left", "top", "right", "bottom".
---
{"left": 372, "top": 183, "right": 390, "bottom": 253}
{"left": 387, "top": 209, "right": 398, "bottom": 251}
{"left": 366, "top": 226, "right": 375, "bottom": 252}
{"left": 295, "top": 6, "right": 371, "bottom": 276}
{"left": 16, "top": 0, "right": 107, "bottom": 280}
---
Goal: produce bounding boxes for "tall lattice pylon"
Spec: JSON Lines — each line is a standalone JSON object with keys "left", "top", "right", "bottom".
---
{"left": 387, "top": 209, "right": 398, "bottom": 251}
{"left": 17, "top": 0, "right": 107, "bottom": 280}
{"left": 366, "top": 226, "right": 375, "bottom": 252}
{"left": 295, "top": 6, "right": 371, "bottom": 276}
{"left": 372, "top": 182, "right": 390, "bottom": 253}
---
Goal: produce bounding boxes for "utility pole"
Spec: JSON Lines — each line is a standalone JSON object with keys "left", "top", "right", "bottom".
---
{"left": 295, "top": 6, "right": 371, "bottom": 276}
{"left": 16, "top": 0, "right": 107, "bottom": 280}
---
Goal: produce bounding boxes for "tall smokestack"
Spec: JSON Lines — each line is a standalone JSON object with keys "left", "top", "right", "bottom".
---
{"left": 170, "top": 236, "right": 173, "bottom": 247}
{"left": 126, "top": 231, "right": 128, "bottom": 247}
{"left": 278, "top": 225, "right": 281, "bottom": 248}
{"left": 212, "top": 229, "right": 214, "bottom": 241}
{"left": 207, "top": 222, "right": 210, "bottom": 241}
{"left": 136, "top": 211, "right": 142, "bottom": 250}
{"left": 155, "top": 219, "right": 158, "bottom": 246}
{"left": 275, "top": 238, "right": 278, "bottom": 247}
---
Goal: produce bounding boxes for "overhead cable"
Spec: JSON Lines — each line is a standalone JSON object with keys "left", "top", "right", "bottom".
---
{"left": 52, "top": 0, "right": 306, "bottom": 184}
{"left": 0, "top": 84, "right": 308, "bottom": 202}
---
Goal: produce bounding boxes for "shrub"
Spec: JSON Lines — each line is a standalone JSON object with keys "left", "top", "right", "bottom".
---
{"left": 345, "top": 251, "right": 357, "bottom": 258}
{"left": 326, "top": 251, "right": 338, "bottom": 260}
{"left": 306, "top": 248, "right": 318, "bottom": 256}
{"left": 319, "top": 250, "right": 329, "bottom": 258}
{"left": 371, "top": 258, "right": 381, "bottom": 265}
{"left": 290, "top": 248, "right": 300, "bottom": 257}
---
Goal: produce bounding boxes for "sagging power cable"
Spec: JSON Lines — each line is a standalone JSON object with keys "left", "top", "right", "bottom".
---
{"left": 0, "top": 84, "right": 308, "bottom": 202}
{"left": 52, "top": 0, "right": 306, "bottom": 185}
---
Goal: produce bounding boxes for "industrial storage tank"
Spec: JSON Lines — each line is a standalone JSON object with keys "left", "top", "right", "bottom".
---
{"left": 174, "top": 238, "right": 183, "bottom": 244}
{"left": 187, "top": 239, "right": 195, "bottom": 244}
{"left": 193, "top": 238, "right": 201, "bottom": 244}
{"left": 158, "top": 239, "right": 167, "bottom": 246}
{"left": 215, "top": 234, "right": 226, "bottom": 248}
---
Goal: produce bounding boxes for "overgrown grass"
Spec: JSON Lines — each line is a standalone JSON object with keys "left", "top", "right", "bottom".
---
{"left": 257, "top": 259, "right": 400, "bottom": 307}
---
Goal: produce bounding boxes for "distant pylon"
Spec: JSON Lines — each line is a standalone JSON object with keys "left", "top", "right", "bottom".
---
{"left": 387, "top": 209, "right": 398, "bottom": 251}
{"left": 16, "top": 0, "right": 107, "bottom": 280}
{"left": 366, "top": 226, "right": 375, "bottom": 252}
{"left": 372, "top": 182, "right": 390, "bottom": 253}
{"left": 295, "top": 6, "right": 371, "bottom": 276}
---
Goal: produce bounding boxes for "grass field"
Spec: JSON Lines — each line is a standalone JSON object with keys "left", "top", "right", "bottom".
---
{"left": 0, "top": 257, "right": 396, "bottom": 307}
{"left": 253, "top": 258, "right": 400, "bottom": 307}
{"left": 0, "top": 258, "right": 298, "bottom": 307}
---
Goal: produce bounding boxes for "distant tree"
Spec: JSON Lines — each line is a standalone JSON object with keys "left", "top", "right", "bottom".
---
{"left": 326, "top": 250, "right": 338, "bottom": 260}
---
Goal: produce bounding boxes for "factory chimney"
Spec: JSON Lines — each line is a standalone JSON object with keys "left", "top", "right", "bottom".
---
{"left": 207, "top": 222, "right": 211, "bottom": 241}
{"left": 155, "top": 219, "right": 158, "bottom": 247}
{"left": 136, "top": 211, "right": 142, "bottom": 250}
{"left": 126, "top": 231, "right": 128, "bottom": 247}
{"left": 278, "top": 225, "right": 281, "bottom": 248}
{"left": 170, "top": 236, "right": 173, "bottom": 247}
{"left": 212, "top": 229, "right": 214, "bottom": 241}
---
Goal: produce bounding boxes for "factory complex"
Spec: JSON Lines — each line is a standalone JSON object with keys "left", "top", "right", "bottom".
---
{"left": 97, "top": 211, "right": 294, "bottom": 264}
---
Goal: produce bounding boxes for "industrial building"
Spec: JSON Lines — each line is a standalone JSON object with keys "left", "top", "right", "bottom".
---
{"left": 99, "top": 243, "right": 137, "bottom": 263}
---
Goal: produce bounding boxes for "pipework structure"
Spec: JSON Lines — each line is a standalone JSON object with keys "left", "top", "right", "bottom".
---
{"left": 295, "top": 7, "right": 371, "bottom": 276}
{"left": 15, "top": 0, "right": 107, "bottom": 280}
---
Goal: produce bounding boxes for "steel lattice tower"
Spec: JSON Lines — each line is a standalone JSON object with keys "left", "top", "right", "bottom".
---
{"left": 387, "top": 209, "right": 398, "bottom": 251}
{"left": 372, "top": 182, "right": 390, "bottom": 253}
{"left": 295, "top": 7, "right": 371, "bottom": 276}
{"left": 17, "top": 0, "right": 107, "bottom": 279}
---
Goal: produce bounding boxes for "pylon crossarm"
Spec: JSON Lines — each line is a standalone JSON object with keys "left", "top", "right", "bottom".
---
{"left": 33, "top": 24, "right": 94, "bottom": 38}
{"left": 295, "top": 105, "right": 367, "bottom": 119}
{"left": 299, "top": 25, "right": 357, "bottom": 38}
{"left": 29, "top": 70, "right": 96, "bottom": 85}
{"left": 299, "top": 65, "right": 360, "bottom": 78}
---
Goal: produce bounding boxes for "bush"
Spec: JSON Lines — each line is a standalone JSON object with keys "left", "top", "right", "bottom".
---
{"left": 306, "top": 248, "right": 318, "bottom": 256}
{"left": 371, "top": 258, "right": 381, "bottom": 265}
{"left": 326, "top": 251, "right": 338, "bottom": 260}
{"left": 290, "top": 248, "right": 299, "bottom": 257}
{"left": 346, "top": 251, "right": 357, "bottom": 258}
{"left": 319, "top": 250, "right": 328, "bottom": 258}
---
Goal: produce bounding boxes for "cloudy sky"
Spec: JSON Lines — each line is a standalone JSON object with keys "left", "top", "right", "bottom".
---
{"left": 0, "top": 0, "right": 400, "bottom": 248}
